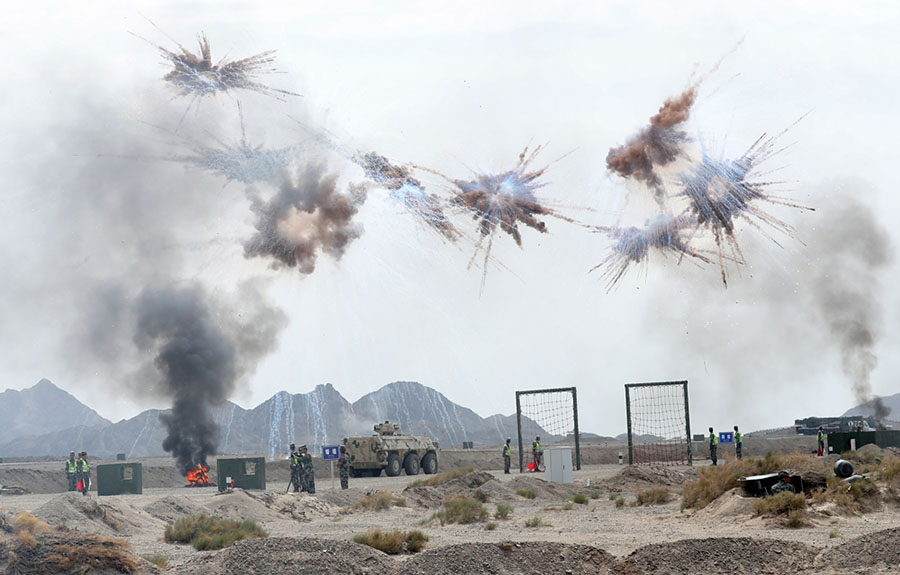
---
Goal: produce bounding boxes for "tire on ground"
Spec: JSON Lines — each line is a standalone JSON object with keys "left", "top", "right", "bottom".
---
{"left": 386, "top": 453, "right": 402, "bottom": 477}
{"left": 421, "top": 452, "right": 438, "bottom": 475}
{"left": 404, "top": 453, "right": 420, "bottom": 476}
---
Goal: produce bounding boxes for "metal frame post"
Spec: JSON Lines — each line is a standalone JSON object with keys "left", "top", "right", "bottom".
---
{"left": 515, "top": 391, "right": 524, "bottom": 473}
{"left": 572, "top": 387, "right": 581, "bottom": 470}
{"left": 683, "top": 381, "right": 693, "bottom": 466}
{"left": 625, "top": 385, "right": 634, "bottom": 465}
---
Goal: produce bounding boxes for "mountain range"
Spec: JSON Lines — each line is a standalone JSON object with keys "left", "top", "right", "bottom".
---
{"left": 0, "top": 380, "right": 531, "bottom": 458}
{"left": 842, "top": 392, "right": 900, "bottom": 420}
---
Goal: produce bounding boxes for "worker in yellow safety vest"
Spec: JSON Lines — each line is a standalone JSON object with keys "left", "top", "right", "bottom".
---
{"left": 708, "top": 428, "right": 718, "bottom": 466}
{"left": 503, "top": 438, "right": 512, "bottom": 474}
{"left": 65, "top": 451, "right": 78, "bottom": 491}
{"left": 77, "top": 451, "right": 91, "bottom": 495}
{"left": 734, "top": 426, "right": 743, "bottom": 460}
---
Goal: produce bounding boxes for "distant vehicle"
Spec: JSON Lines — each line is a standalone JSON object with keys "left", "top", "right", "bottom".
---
{"left": 342, "top": 421, "right": 440, "bottom": 478}
{"left": 794, "top": 416, "right": 877, "bottom": 435}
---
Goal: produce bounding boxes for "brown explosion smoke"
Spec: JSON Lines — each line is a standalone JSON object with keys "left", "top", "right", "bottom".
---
{"left": 606, "top": 88, "right": 696, "bottom": 201}
{"left": 244, "top": 164, "right": 368, "bottom": 274}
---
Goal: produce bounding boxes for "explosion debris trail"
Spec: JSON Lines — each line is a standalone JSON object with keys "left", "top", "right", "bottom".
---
{"left": 677, "top": 127, "right": 813, "bottom": 285}
{"left": 606, "top": 88, "right": 696, "bottom": 201}
{"left": 593, "top": 215, "right": 712, "bottom": 291}
{"left": 355, "top": 152, "right": 458, "bottom": 241}
{"left": 133, "top": 284, "right": 285, "bottom": 475}
{"left": 147, "top": 32, "right": 300, "bottom": 101}
{"left": 243, "top": 163, "right": 368, "bottom": 274}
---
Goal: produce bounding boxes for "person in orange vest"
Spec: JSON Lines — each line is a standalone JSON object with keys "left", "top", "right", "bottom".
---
{"left": 65, "top": 451, "right": 78, "bottom": 491}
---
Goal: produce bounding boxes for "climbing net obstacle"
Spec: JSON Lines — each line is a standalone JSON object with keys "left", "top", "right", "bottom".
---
{"left": 515, "top": 387, "right": 581, "bottom": 473}
{"left": 625, "top": 380, "right": 692, "bottom": 466}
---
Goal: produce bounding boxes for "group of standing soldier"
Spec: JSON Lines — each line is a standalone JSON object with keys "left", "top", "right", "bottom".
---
{"left": 498, "top": 436, "right": 543, "bottom": 473}
{"left": 64, "top": 451, "right": 91, "bottom": 495}
{"left": 288, "top": 443, "right": 352, "bottom": 493}
{"left": 708, "top": 426, "right": 743, "bottom": 465}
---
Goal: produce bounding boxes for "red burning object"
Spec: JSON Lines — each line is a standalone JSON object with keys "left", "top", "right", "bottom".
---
{"left": 185, "top": 463, "right": 210, "bottom": 487}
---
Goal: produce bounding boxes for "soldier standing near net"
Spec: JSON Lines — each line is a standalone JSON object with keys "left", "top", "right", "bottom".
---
{"left": 77, "top": 452, "right": 91, "bottom": 495}
{"left": 532, "top": 436, "right": 543, "bottom": 471}
{"left": 339, "top": 445, "right": 351, "bottom": 490}
{"left": 708, "top": 428, "right": 718, "bottom": 466}
{"left": 817, "top": 426, "right": 825, "bottom": 456}
{"left": 734, "top": 425, "right": 743, "bottom": 460}
{"left": 503, "top": 438, "right": 512, "bottom": 474}
{"left": 65, "top": 451, "right": 77, "bottom": 491}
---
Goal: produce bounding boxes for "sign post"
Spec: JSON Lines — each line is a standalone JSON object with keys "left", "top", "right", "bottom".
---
{"left": 322, "top": 446, "right": 340, "bottom": 490}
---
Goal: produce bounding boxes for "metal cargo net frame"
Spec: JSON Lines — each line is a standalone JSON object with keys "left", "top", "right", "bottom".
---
{"left": 515, "top": 387, "right": 581, "bottom": 473}
{"left": 625, "top": 380, "right": 692, "bottom": 466}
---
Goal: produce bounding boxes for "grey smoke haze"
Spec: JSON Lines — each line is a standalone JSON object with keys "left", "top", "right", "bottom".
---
{"left": 243, "top": 163, "right": 368, "bottom": 274}
{"left": 806, "top": 195, "right": 894, "bottom": 422}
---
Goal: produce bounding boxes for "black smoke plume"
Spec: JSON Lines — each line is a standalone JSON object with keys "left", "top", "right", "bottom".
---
{"left": 808, "top": 195, "right": 893, "bottom": 424}
{"left": 134, "top": 283, "right": 285, "bottom": 474}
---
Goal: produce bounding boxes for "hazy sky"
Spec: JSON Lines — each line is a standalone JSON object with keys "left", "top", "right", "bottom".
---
{"left": 1, "top": 1, "right": 898, "bottom": 436}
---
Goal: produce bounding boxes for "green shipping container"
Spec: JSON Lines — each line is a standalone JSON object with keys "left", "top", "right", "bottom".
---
{"left": 216, "top": 457, "right": 266, "bottom": 490}
{"left": 96, "top": 462, "right": 142, "bottom": 496}
{"left": 828, "top": 430, "right": 900, "bottom": 454}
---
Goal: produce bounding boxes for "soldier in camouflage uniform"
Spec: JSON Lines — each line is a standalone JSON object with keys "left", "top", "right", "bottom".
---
{"left": 769, "top": 471, "right": 794, "bottom": 495}
{"left": 338, "top": 445, "right": 351, "bottom": 490}
{"left": 300, "top": 445, "right": 316, "bottom": 494}
{"left": 288, "top": 443, "right": 302, "bottom": 493}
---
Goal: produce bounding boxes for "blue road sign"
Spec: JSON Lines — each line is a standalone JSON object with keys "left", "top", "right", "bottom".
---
{"left": 322, "top": 446, "right": 340, "bottom": 460}
{"left": 719, "top": 432, "right": 734, "bottom": 444}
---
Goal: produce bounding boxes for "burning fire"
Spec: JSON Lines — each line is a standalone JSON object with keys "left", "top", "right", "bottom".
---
{"left": 186, "top": 463, "right": 210, "bottom": 487}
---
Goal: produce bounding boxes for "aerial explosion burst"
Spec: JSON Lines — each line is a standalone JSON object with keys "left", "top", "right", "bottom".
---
{"left": 677, "top": 130, "right": 813, "bottom": 285}
{"left": 355, "top": 152, "right": 458, "bottom": 241}
{"left": 606, "top": 88, "right": 696, "bottom": 201}
{"left": 176, "top": 104, "right": 300, "bottom": 185}
{"left": 150, "top": 32, "right": 300, "bottom": 101}
{"left": 593, "top": 215, "right": 711, "bottom": 291}
{"left": 243, "top": 163, "right": 368, "bottom": 274}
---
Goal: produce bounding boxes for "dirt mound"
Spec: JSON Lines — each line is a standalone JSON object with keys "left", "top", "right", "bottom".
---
{"left": 601, "top": 466, "right": 690, "bottom": 493}
{"left": 169, "top": 536, "right": 395, "bottom": 575}
{"left": 818, "top": 527, "right": 900, "bottom": 570}
{"left": 404, "top": 471, "right": 502, "bottom": 508}
{"left": 695, "top": 488, "right": 755, "bottom": 518}
{"left": 507, "top": 476, "right": 584, "bottom": 500}
{"left": 245, "top": 490, "right": 339, "bottom": 521}
{"left": 404, "top": 541, "right": 616, "bottom": 575}
{"left": 142, "top": 495, "right": 207, "bottom": 524}
{"left": 615, "top": 537, "right": 818, "bottom": 574}
{"left": 200, "top": 489, "right": 284, "bottom": 522}
{"left": 33, "top": 493, "right": 161, "bottom": 535}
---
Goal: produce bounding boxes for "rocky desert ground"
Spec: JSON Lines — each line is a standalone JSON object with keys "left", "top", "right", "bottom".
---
{"left": 1, "top": 438, "right": 899, "bottom": 574}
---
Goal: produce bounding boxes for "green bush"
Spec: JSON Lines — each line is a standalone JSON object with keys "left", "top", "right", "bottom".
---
{"left": 589, "top": 491, "right": 601, "bottom": 500}
{"left": 524, "top": 516, "right": 548, "bottom": 528}
{"left": 516, "top": 488, "right": 537, "bottom": 499}
{"left": 164, "top": 515, "right": 267, "bottom": 551}
{"left": 570, "top": 493, "right": 589, "bottom": 505}
{"left": 494, "top": 503, "right": 513, "bottom": 519}
{"left": 434, "top": 495, "right": 487, "bottom": 525}
{"left": 352, "top": 529, "right": 428, "bottom": 554}
{"left": 614, "top": 497, "right": 625, "bottom": 508}
{"left": 404, "top": 530, "right": 428, "bottom": 553}
{"left": 142, "top": 554, "right": 168, "bottom": 569}
{"left": 753, "top": 492, "right": 806, "bottom": 517}
{"left": 484, "top": 522, "right": 497, "bottom": 531}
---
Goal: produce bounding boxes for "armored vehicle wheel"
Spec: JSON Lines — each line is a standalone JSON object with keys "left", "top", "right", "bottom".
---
{"left": 386, "top": 453, "right": 402, "bottom": 477}
{"left": 421, "top": 452, "right": 438, "bottom": 475}
{"left": 404, "top": 454, "right": 420, "bottom": 475}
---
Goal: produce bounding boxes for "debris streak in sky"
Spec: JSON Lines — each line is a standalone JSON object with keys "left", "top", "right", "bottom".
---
{"left": 606, "top": 88, "right": 696, "bottom": 201}
{"left": 243, "top": 163, "right": 368, "bottom": 274}
{"left": 355, "top": 152, "right": 459, "bottom": 241}
{"left": 593, "top": 215, "right": 712, "bottom": 291}
{"left": 678, "top": 128, "right": 813, "bottom": 285}
{"left": 148, "top": 32, "right": 300, "bottom": 101}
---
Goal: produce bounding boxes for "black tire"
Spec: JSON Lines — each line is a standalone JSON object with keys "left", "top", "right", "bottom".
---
{"left": 404, "top": 454, "right": 420, "bottom": 476}
{"left": 421, "top": 452, "right": 438, "bottom": 475}
{"left": 349, "top": 468, "right": 360, "bottom": 479}
{"left": 386, "top": 454, "right": 402, "bottom": 477}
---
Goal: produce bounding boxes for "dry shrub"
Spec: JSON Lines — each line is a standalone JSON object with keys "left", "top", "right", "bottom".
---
{"left": 543, "top": 502, "right": 574, "bottom": 511}
{"left": 350, "top": 491, "right": 407, "bottom": 511}
{"left": 484, "top": 522, "right": 497, "bottom": 531}
{"left": 45, "top": 536, "right": 139, "bottom": 572}
{"left": 408, "top": 466, "right": 475, "bottom": 488}
{"left": 784, "top": 509, "right": 810, "bottom": 528}
{"left": 352, "top": 528, "right": 428, "bottom": 554}
{"left": 635, "top": 488, "right": 671, "bottom": 506}
{"left": 433, "top": 495, "right": 487, "bottom": 525}
{"left": 524, "top": 516, "right": 548, "bottom": 528}
{"left": 494, "top": 503, "right": 513, "bottom": 519}
{"left": 681, "top": 453, "right": 784, "bottom": 510}
{"left": 516, "top": 488, "right": 537, "bottom": 499}
{"left": 164, "top": 514, "right": 267, "bottom": 550}
{"left": 570, "top": 493, "right": 589, "bottom": 505}
{"left": 877, "top": 457, "right": 900, "bottom": 481}
{"left": 812, "top": 477, "right": 881, "bottom": 513}
{"left": 753, "top": 492, "right": 807, "bottom": 516}
{"left": 143, "top": 553, "right": 168, "bottom": 568}
{"left": 11, "top": 513, "right": 49, "bottom": 536}
{"left": 1, "top": 528, "right": 138, "bottom": 575}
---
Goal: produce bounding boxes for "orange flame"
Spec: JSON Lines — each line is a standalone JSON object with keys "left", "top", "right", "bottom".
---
{"left": 186, "top": 463, "right": 210, "bottom": 487}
